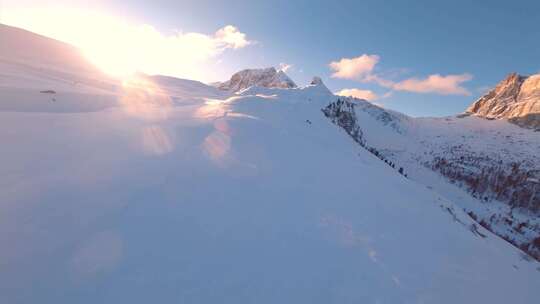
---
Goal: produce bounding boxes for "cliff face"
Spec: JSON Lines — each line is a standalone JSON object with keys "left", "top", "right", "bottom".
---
{"left": 466, "top": 73, "right": 540, "bottom": 130}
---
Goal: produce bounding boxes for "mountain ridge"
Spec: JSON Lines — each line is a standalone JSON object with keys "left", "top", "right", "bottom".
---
{"left": 324, "top": 95, "right": 540, "bottom": 260}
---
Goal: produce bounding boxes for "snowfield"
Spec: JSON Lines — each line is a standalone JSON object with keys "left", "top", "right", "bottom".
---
{"left": 1, "top": 24, "right": 540, "bottom": 303}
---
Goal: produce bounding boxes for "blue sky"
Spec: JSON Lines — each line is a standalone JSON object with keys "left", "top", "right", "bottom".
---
{"left": 2, "top": 0, "right": 540, "bottom": 116}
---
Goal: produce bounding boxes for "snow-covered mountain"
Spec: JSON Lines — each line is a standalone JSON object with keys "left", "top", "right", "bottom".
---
{"left": 466, "top": 73, "right": 540, "bottom": 130}
{"left": 1, "top": 24, "right": 540, "bottom": 303}
{"left": 324, "top": 96, "right": 540, "bottom": 260}
{"left": 216, "top": 66, "right": 297, "bottom": 91}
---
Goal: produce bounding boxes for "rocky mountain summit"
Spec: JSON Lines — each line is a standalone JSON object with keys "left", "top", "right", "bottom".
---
{"left": 217, "top": 67, "right": 297, "bottom": 92}
{"left": 310, "top": 76, "right": 324, "bottom": 86}
{"left": 466, "top": 73, "right": 540, "bottom": 130}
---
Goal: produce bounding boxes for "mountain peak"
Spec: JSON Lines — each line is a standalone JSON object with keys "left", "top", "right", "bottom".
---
{"left": 466, "top": 72, "right": 540, "bottom": 130}
{"left": 218, "top": 67, "right": 297, "bottom": 92}
{"left": 310, "top": 76, "right": 323, "bottom": 86}
{"left": 306, "top": 76, "right": 332, "bottom": 96}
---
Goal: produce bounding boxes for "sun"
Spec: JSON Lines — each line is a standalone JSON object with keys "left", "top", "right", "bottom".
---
{"left": 79, "top": 28, "right": 141, "bottom": 78}
{"left": 63, "top": 12, "right": 143, "bottom": 78}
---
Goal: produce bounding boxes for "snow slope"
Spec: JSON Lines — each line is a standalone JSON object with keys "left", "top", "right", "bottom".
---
{"left": 0, "top": 24, "right": 226, "bottom": 112}
{"left": 326, "top": 97, "right": 540, "bottom": 259}
{"left": 1, "top": 24, "right": 540, "bottom": 303}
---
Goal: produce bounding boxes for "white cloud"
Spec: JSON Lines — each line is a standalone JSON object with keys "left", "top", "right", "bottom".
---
{"left": 329, "top": 54, "right": 473, "bottom": 96}
{"left": 278, "top": 63, "right": 293, "bottom": 72}
{"left": 329, "top": 54, "right": 379, "bottom": 79}
{"left": 214, "top": 25, "right": 252, "bottom": 49}
{"left": 335, "top": 88, "right": 378, "bottom": 101}
{"left": 2, "top": 8, "right": 253, "bottom": 79}
{"left": 391, "top": 74, "right": 473, "bottom": 95}
{"left": 381, "top": 91, "right": 394, "bottom": 99}
{"left": 476, "top": 85, "right": 493, "bottom": 95}
{"left": 362, "top": 74, "right": 396, "bottom": 88}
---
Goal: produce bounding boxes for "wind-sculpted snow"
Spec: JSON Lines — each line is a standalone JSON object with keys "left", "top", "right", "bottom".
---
{"left": 1, "top": 24, "right": 540, "bottom": 303}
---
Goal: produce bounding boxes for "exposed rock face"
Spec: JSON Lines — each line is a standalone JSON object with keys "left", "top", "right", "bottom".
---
{"left": 310, "top": 76, "right": 323, "bottom": 85}
{"left": 466, "top": 73, "right": 540, "bottom": 130}
{"left": 218, "top": 67, "right": 297, "bottom": 92}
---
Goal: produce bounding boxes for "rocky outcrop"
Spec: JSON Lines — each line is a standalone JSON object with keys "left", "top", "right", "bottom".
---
{"left": 466, "top": 73, "right": 540, "bottom": 130}
{"left": 218, "top": 67, "right": 297, "bottom": 92}
{"left": 310, "top": 76, "right": 323, "bottom": 86}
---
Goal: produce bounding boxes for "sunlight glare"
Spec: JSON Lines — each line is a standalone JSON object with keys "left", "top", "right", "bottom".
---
{"left": 2, "top": 8, "right": 252, "bottom": 80}
{"left": 119, "top": 75, "right": 172, "bottom": 121}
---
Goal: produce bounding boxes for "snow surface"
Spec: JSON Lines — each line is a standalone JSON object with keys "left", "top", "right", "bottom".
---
{"left": 1, "top": 24, "right": 540, "bottom": 303}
